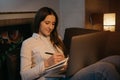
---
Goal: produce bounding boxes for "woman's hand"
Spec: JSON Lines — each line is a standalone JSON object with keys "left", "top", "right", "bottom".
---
{"left": 44, "top": 53, "right": 65, "bottom": 68}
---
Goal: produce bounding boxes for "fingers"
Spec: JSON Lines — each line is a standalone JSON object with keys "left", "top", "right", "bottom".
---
{"left": 46, "top": 53, "right": 65, "bottom": 67}
{"left": 53, "top": 53, "right": 64, "bottom": 59}
{"left": 52, "top": 54, "right": 65, "bottom": 63}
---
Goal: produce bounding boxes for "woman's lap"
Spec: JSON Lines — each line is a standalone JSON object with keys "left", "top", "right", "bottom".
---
{"left": 46, "top": 56, "right": 120, "bottom": 80}
{"left": 70, "top": 61, "right": 120, "bottom": 80}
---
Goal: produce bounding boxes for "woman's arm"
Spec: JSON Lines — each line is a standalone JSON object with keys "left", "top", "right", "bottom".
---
{"left": 20, "top": 41, "right": 45, "bottom": 80}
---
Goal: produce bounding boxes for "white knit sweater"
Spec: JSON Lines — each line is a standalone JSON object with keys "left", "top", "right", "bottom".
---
{"left": 20, "top": 33, "right": 63, "bottom": 80}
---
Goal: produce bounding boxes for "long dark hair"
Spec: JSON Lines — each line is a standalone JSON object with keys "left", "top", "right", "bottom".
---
{"left": 34, "top": 7, "right": 65, "bottom": 52}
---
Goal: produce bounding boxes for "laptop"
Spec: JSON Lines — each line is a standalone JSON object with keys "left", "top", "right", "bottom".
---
{"left": 45, "top": 32, "right": 107, "bottom": 78}
{"left": 66, "top": 32, "right": 108, "bottom": 77}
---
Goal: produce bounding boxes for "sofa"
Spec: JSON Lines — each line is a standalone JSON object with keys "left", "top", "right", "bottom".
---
{"left": 66, "top": 31, "right": 120, "bottom": 79}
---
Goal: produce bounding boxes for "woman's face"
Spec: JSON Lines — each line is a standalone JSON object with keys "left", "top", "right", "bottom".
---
{"left": 39, "top": 15, "right": 56, "bottom": 37}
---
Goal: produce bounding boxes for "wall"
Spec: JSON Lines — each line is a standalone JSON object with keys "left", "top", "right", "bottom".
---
{"left": 0, "top": 0, "right": 85, "bottom": 39}
{"left": 85, "top": 0, "right": 120, "bottom": 31}
{"left": 0, "top": 0, "right": 60, "bottom": 21}
{"left": 0, "top": 0, "right": 59, "bottom": 13}
{"left": 85, "top": 0, "right": 109, "bottom": 30}
{"left": 109, "top": 0, "right": 120, "bottom": 31}
{"left": 59, "top": 0, "right": 85, "bottom": 38}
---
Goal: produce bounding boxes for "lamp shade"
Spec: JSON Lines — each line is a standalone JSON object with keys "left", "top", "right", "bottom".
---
{"left": 103, "top": 13, "right": 116, "bottom": 31}
{"left": 104, "top": 13, "right": 116, "bottom": 25}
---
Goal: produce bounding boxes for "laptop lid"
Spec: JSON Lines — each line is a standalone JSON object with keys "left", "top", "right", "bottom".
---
{"left": 66, "top": 32, "right": 108, "bottom": 77}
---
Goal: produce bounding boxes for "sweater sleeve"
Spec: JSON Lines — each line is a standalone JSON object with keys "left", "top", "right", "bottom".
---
{"left": 20, "top": 41, "right": 45, "bottom": 80}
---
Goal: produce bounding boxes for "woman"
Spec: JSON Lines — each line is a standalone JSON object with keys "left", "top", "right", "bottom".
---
{"left": 20, "top": 7, "right": 65, "bottom": 80}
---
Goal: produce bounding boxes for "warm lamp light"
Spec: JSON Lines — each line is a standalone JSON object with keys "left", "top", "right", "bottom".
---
{"left": 103, "top": 13, "right": 116, "bottom": 31}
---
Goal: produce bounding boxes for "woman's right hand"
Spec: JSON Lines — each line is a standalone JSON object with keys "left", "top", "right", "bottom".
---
{"left": 44, "top": 53, "right": 65, "bottom": 68}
